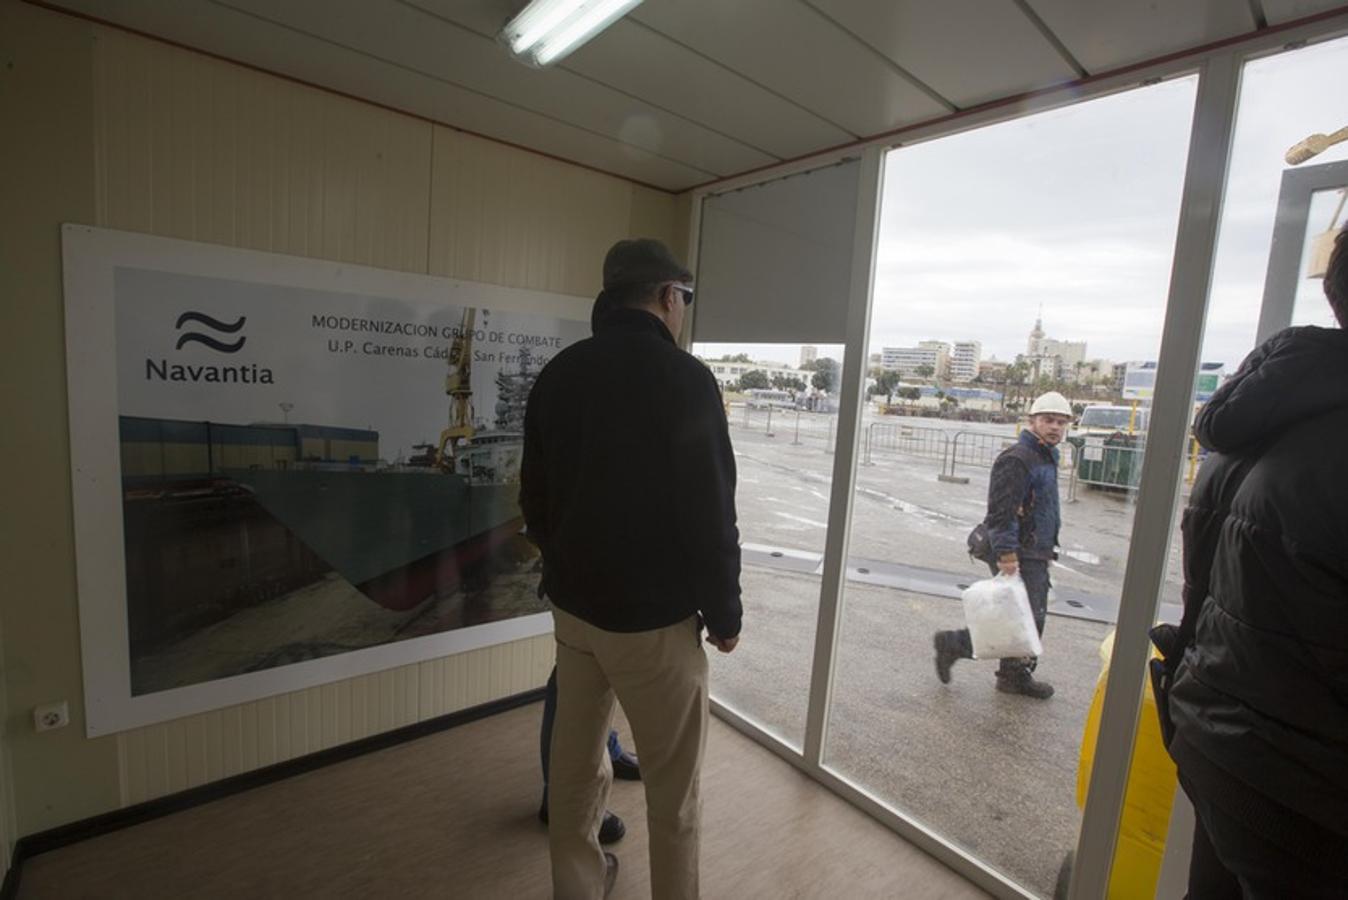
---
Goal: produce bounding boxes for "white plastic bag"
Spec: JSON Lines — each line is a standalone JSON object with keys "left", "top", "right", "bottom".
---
{"left": 961, "top": 573, "right": 1043, "bottom": 659}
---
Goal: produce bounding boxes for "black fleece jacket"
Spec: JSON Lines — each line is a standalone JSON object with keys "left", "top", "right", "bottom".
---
{"left": 519, "top": 308, "right": 742, "bottom": 638}
{"left": 1170, "top": 325, "right": 1348, "bottom": 839}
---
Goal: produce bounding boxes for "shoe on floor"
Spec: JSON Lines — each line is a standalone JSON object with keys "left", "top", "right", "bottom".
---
{"left": 603, "top": 852, "right": 619, "bottom": 897}
{"left": 933, "top": 631, "right": 961, "bottom": 684}
{"left": 598, "top": 811, "right": 626, "bottom": 844}
{"left": 537, "top": 803, "right": 627, "bottom": 845}
{"left": 611, "top": 751, "right": 641, "bottom": 781}
{"left": 996, "top": 671, "right": 1054, "bottom": 699}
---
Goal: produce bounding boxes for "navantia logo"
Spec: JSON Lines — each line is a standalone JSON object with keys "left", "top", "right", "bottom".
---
{"left": 146, "top": 310, "right": 273, "bottom": 384}
{"left": 176, "top": 311, "right": 246, "bottom": 353}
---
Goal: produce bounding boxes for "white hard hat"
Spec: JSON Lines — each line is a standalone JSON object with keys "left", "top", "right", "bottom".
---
{"left": 1029, "top": 391, "right": 1072, "bottom": 416}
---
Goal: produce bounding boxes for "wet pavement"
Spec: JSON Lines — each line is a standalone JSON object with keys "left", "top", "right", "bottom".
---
{"left": 708, "top": 408, "right": 1184, "bottom": 898}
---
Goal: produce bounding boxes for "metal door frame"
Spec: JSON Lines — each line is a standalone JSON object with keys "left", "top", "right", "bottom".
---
{"left": 1256, "top": 159, "right": 1348, "bottom": 342}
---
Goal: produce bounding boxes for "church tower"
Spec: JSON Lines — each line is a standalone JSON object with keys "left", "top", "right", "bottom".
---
{"left": 1027, "top": 308, "right": 1046, "bottom": 357}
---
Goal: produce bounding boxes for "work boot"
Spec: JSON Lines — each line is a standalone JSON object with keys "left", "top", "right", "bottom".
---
{"left": 933, "top": 631, "right": 962, "bottom": 684}
{"left": 538, "top": 799, "right": 627, "bottom": 844}
{"left": 996, "top": 668, "right": 1055, "bottom": 699}
{"left": 611, "top": 750, "right": 641, "bottom": 781}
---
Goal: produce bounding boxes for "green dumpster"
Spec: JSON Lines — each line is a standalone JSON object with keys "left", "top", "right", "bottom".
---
{"left": 1074, "top": 433, "right": 1145, "bottom": 490}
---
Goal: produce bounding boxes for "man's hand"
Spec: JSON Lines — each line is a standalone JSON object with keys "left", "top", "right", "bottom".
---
{"left": 997, "top": 553, "right": 1019, "bottom": 576}
{"left": 707, "top": 633, "right": 739, "bottom": 654}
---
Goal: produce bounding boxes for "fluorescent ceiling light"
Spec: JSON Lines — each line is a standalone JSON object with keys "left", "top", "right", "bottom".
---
{"left": 499, "top": 0, "right": 645, "bottom": 67}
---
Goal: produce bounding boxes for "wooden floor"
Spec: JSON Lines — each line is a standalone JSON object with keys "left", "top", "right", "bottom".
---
{"left": 19, "top": 702, "right": 987, "bottom": 899}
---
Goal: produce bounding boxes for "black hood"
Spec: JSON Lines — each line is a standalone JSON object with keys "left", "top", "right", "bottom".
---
{"left": 1195, "top": 326, "right": 1348, "bottom": 453}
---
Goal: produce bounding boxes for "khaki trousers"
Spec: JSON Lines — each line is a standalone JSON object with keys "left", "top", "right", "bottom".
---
{"left": 549, "top": 608, "right": 709, "bottom": 900}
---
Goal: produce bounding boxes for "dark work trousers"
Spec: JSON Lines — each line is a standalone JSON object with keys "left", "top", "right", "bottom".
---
{"left": 944, "top": 558, "right": 1050, "bottom": 676}
{"left": 540, "top": 666, "right": 624, "bottom": 792}
{"left": 1181, "top": 773, "right": 1348, "bottom": 899}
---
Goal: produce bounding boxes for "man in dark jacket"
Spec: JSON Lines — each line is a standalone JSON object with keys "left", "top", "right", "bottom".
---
{"left": 1168, "top": 227, "right": 1348, "bottom": 897}
{"left": 932, "top": 391, "right": 1071, "bottom": 699}
{"left": 521, "top": 238, "right": 742, "bottom": 900}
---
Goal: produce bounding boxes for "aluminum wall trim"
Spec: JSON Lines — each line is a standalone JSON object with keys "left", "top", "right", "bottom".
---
{"left": 1256, "top": 159, "right": 1348, "bottom": 342}
{"left": 1068, "top": 50, "right": 1242, "bottom": 900}
{"left": 680, "top": 193, "right": 704, "bottom": 350}
{"left": 801, "top": 144, "right": 885, "bottom": 766}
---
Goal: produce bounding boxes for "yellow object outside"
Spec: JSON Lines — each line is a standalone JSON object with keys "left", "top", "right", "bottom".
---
{"left": 1075, "top": 631, "right": 1178, "bottom": 898}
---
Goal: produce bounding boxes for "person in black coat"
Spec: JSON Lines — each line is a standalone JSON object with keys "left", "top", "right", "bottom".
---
{"left": 522, "top": 238, "right": 741, "bottom": 899}
{"left": 1168, "top": 227, "right": 1348, "bottom": 897}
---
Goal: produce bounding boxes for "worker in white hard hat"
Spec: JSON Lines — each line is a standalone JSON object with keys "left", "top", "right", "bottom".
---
{"left": 933, "top": 391, "right": 1073, "bottom": 699}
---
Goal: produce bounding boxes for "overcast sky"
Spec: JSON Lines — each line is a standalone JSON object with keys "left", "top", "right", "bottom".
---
{"left": 697, "top": 35, "right": 1348, "bottom": 372}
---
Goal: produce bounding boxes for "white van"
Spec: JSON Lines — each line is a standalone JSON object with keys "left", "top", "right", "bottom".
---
{"left": 1077, "top": 404, "right": 1148, "bottom": 436}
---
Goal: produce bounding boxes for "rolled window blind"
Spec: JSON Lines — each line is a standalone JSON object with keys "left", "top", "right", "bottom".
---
{"left": 693, "top": 159, "right": 859, "bottom": 344}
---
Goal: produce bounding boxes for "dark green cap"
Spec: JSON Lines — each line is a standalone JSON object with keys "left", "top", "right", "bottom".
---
{"left": 602, "top": 238, "right": 692, "bottom": 289}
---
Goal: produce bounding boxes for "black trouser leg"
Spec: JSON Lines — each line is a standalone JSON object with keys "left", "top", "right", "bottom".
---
{"left": 1181, "top": 773, "right": 1348, "bottom": 900}
{"left": 1185, "top": 799, "right": 1242, "bottom": 900}
{"left": 992, "top": 557, "right": 1049, "bottom": 678}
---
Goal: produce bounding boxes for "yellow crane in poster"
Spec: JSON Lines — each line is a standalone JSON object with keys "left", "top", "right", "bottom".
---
{"left": 436, "top": 308, "right": 476, "bottom": 471}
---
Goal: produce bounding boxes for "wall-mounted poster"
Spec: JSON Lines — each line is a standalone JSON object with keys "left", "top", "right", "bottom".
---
{"left": 63, "top": 225, "right": 591, "bottom": 736}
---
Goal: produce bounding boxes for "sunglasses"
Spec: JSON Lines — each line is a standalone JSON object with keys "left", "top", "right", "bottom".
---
{"left": 671, "top": 284, "right": 694, "bottom": 306}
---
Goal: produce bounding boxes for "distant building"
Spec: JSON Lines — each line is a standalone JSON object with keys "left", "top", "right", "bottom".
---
{"left": 950, "top": 340, "right": 982, "bottom": 383}
{"left": 1041, "top": 338, "right": 1087, "bottom": 376}
{"left": 1027, "top": 316, "right": 1047, "bottom": 357}
{"left": 1073, "top": 357, "right": 1115, "bottom": 385}
{"left": 700, "top": 358, "right": 806, "bottom": 391}
{"left": 800, "top": 345, "right": 818, "bottom": 368}
{"left": 881, "top": 343, "right": 948, "bottom": 379}
{"left": 919, "top": 340, "right": 952, "bottom": 379}
{"left": 978, "top": 359, "right": 1010, "bottom": 382}
{"left": 1025, "top": 314, "right": 1086, "bottom": 380}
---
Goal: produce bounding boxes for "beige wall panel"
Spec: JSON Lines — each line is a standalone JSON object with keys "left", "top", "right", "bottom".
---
{"left": 428, "top": 127, "right": 633, "bottom": 296}
{"left": 672, "top": 193, "right": 694, "bottom": 264}
{"left": 116, "top": 634, "right": 555, "bottom": 805}
{"left": 0, "top": 617, "right": 12, "bottom": 873}
{"left": 94, "top": 29, "right": 432, "bottom": 271}
{"left": 0, "top": 0, "right": 124, "bottom": 838}
{"left": 628, "top": 186, "right": 679, "bottom": 251}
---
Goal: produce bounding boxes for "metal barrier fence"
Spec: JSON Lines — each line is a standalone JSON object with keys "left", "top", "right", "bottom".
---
{"left": 862, "top": 422, "right": 949, "bottom": 464}
{"left": 730, "top": 407, "right": 1096, "bottom": 486}
{"left": 733, "top": 405, "right": 838, "bottom": 448}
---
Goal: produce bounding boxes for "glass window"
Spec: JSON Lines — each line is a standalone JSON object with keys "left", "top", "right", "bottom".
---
{"left": 692, "top": 341, "right": 844, "bottom": 749}
{"left": 821, "top": 76, "right": 1199, "bottom": 897}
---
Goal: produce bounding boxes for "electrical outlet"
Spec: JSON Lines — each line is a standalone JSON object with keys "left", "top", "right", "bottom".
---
{"left": 34, "top": 701, "right": 69, "bottom": 732}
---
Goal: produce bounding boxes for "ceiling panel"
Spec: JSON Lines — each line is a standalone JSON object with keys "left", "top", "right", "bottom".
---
{"left": 1026, "top": 0, "right": 1256, "bottom": 73}
{"left": 806, "top": 0, "right": 1077, "bottom": 108}
{"left": 218, "top": 0, "right": 773, "bottom": 177}
{"left": 47, "top": 0, "right": 713, "bottom": 189}
{"left": 1261, "top": 0, "right": 1348, "bottom": 25}
{"left": 556, "top": 20, "right": 854, "bottom": 159}
{"left": 406, "top": 0, "right": 854, "bottom": 162}
{"left": 40, "top": 0, "right": 1348, "bottom": 194}
{"left": 631, "top": 0, "right": 952, "bottom": 137}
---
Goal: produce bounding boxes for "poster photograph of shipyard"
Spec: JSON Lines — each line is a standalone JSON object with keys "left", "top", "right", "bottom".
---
{"left": 113, "top": 265, "right": 587, "bottom": 697}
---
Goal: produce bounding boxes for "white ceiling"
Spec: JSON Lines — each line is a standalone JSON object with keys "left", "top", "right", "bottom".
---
{"left": 38, "top": 0, "right": 1348, "bottom": 191}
